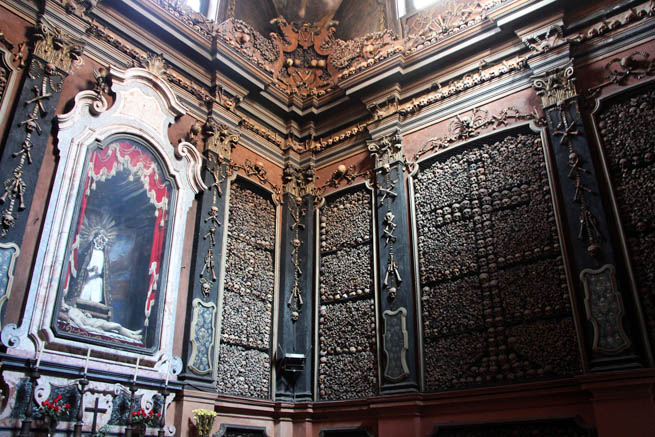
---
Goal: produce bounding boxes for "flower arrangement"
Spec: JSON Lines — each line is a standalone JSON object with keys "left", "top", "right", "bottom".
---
{"left": 131, "top": 408, "right": 161, "bottom": 427}
{"left": 38, "top": 395, "right": 71, "bottom": 420}
{"left": 192, "top": 408, "right": 218, "bottom": 436}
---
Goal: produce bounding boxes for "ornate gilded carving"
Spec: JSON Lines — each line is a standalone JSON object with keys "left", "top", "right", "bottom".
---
{"left": 597, "top": 84, "right": 655, "bottom": 349}
{"left": 404, "top": 0, "right": 506, "bottom": 50}
{"left": 580, "top": 265, "right": 631, "bottom": 354}
{"left": 332, "top": 30, "right": 402, "bottom": 79}
{"left": 136, "top": 53, "right": 167, "bottom": 77}
{"left": 532, "top": 61, "right": 577, "bottom": 108}
{"left": 269, "top": 17, "right": 338, "bottom": 97}
{"left": 398, "top": 56, "right": 528, "bottom": 117}
{"left": 86, "top": 22, "right": 217, "bottom": 106}
{"left": 216, "top": 19, "right": 279, "bottom": 72}
{"left": 318, "top": 187, "right": 376, "bottom": 400}
{"left": 239, "top": 117, "right": 285, "bottom": 149}
{"left": 151, "top": 0, "right": 218, "bottom": 39}
{"left": 32, "top": 19, "right": 85, "bottom": 74}
{"left": 415, "top": 133, "right": 580, "bottom": 391}
{"left": 58, "top": 0, "right": 100, "bottom": 17}
{"left": 282, "top": 163, "right": 315, "bottom": 197}
{"left": 569, "top": 0, "right": 655, "bottom": 43}
{"left": 522, "top": 25, "right": 566, "bottom": 56}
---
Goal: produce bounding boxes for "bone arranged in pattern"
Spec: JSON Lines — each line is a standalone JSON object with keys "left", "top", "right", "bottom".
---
{"left": 414, "top": 133, "right": 581, "bottom": 392}
{"left": 217, "top": 181, "right": 276, "bottom": 398}
{"left": 318, "top": 187, "right": 377, "bottom": 400}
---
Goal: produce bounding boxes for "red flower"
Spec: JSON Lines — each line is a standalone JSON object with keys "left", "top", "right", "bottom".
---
{"left": 41, "top": 401, "right": 46, "bottom": 406}
{"left": 132, "top": 412, "right": 137, "bottom": 416}
{"left": 156, "top": 413, "right": 161, "bottom": 417}
{"left": 65, "top": 404, "right": 71, "bottom": 409}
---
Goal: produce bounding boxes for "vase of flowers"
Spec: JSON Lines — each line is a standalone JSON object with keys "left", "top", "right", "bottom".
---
{"left": 192, "top": 408, "right": 217, "bottom": 437}
{"left": 37, "top": 395, "right": 71, "bottom": 437}
{"left": 131, "top": 408, "right": 161, "bottom": 437}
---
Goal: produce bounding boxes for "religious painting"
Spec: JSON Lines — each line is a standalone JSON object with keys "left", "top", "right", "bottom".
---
{"left": 53, "top": 138, "right": 174, "bottom": 350}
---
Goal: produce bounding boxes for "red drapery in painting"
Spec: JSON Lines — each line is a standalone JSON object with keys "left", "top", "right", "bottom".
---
{"left": 64, "top": 141, "right": 169, "bottom": 328}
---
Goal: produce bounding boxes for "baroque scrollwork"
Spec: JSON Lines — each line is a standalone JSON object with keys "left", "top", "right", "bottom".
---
{"left": 404, "top": 0, "right": 506, "bottom": 51}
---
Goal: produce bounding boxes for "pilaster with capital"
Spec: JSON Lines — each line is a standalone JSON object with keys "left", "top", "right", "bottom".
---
{"left": 368, "top": 132, "right": 419, "bottom": 393}
{"left": 0, "top": 18, "right": 84, "bottom": 322}
{"left": 532, "top": 61, "right": 652, "bottom": 369}
{"left": 275, "top": 161, "right": 315, "bottom": 401}
{"left": 180, "top": 119, "right": 238, "bottom": 388}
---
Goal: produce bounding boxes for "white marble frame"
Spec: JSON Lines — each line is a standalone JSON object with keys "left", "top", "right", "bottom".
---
{"left": 0, "top": 45, "right": 19, "bottom": 124}
{"left": 1, "top": 67, "right": 205, "bottom": 378}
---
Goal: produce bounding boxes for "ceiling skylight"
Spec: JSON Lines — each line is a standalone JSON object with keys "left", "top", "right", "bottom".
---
{"left": 186, "top": 0, "right": 201, "bottom": 12}
{"left": 414, "top": 0, "right": 439, "bottom": 9}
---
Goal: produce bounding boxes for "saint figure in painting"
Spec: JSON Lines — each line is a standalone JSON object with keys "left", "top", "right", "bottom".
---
{"left": 56, "top": 139, "right": 172, "bottom": 349}
{"left": 69, "top": 215, "right": 117, "bottom": 319}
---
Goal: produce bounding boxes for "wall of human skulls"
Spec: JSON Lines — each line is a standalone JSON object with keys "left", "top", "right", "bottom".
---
{"left": 1, "top": 0, "right": 655, "bottom": 436}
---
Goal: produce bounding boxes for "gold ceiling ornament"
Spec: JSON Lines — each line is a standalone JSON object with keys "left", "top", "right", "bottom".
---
{"left": 32, "top": 18, "right": 85, "bottom": 74}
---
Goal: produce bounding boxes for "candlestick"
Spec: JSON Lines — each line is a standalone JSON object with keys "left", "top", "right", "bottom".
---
{"left": 35, "top": 343, "right": 43, "bottom": 369}
{"left": 83, "top": 347, "right": 91, "bottom": 375}
{"left": 133, "top": 357, "right": 140, "bottom": 383}
{"left": 164, "top": 361, "right": 170, "bottom": 386}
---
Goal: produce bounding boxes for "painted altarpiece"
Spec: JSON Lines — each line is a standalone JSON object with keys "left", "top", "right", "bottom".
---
{"left": 1, "top": 66, "right": 204, "bottom": 379}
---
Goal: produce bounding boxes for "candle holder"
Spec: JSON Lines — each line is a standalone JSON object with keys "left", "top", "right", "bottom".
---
{"left": 157, "top": 385, "right": 170, "bottom": 437}
{"left": 18, "top": 360, "right": 40, "bottom": 437}
{"left": 73, "top": 377, "right": 89, "bottom": 437}
{"left": 124, "top": 382, "right": 138, "bottom": 437}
